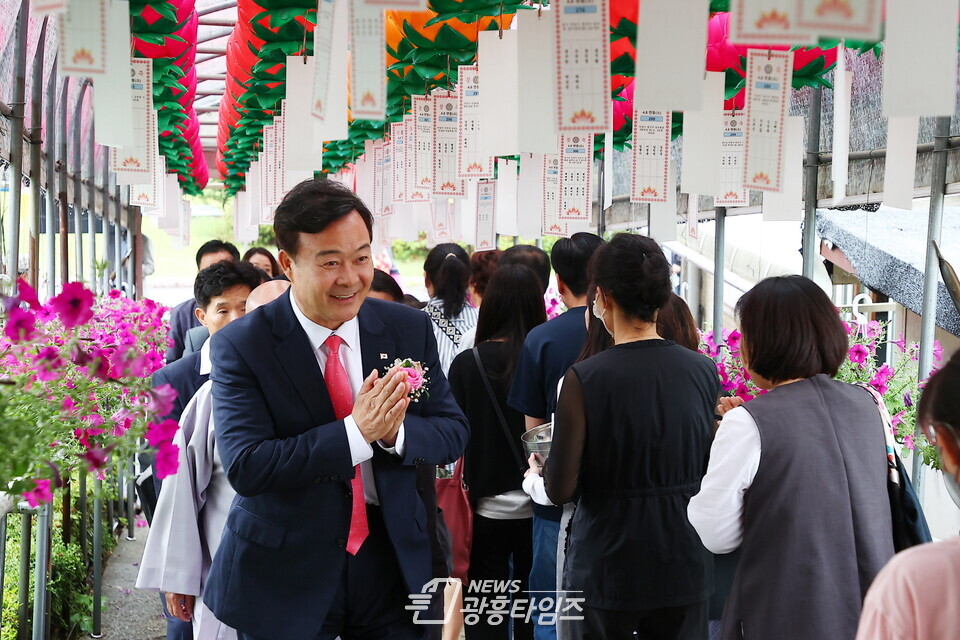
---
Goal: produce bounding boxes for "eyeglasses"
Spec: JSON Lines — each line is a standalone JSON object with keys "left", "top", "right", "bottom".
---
{"left": 920, "top": 421, "right": 958, "bottom": 447}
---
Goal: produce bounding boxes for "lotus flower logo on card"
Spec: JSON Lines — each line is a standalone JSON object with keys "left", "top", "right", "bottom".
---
{"left": 420, "top": 177, "right": 431, "bottom": 185}
{"left": 137, "top": 192, "right": 149, "bottom": 200}
{"left": 72, "top": 49, "right": 94, "bottom": 65}
{"left": 755, "top": 10, "right": 790, "bottom": 29}
{"left": 440, "top": 182, "right": 456, "bottom": 191}
{"left": 816, "top": 0, "right": 853, "bottom": 18}
{"left": 640, "top": 187, "right": 659, "bottom": 198}
{"left": 121, "top": 157, "right": 142, "bottom": 168}
{"left": 751, "top": 172, "right": 771, "bottom": 185}
{"left": 723, "top": 191, "right": 740, "bottom": 200}
{"left": 362, "top": 92, "right": 376, "bottom": 107}
{"left": 466, "top": 163, "right": 484, "bottom": 173}
{"left": 565, "top": 208, "right": 581, "bottom": 218}
{"left": 314, "top": 99, "right": 323, "bottom": 112}
{"left": 570, "top": 110, "right": 595, "bottom": 124}
{"left": 549, "top": 224, "right": 564, "bottom": 233}
{"left": 411, "top": 191, "right": 424, "bottom": 199}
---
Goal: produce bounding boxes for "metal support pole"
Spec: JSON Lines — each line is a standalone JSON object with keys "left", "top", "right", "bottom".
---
{"left": 126, "top": 206, "right": 136, "bottom": 298}
{"left": 86, "top": 127, "right": 97, "bottom": 290}
{"left": 31, "top": 504, "right": 50, "bottom": 640}
{"left": 91, "top": 478, "right": 103, "bottom": 638}
{"left": 597, "top": 155, "right": 607, "bottom": 237}
{"left": 27, "top": 18, "right": 46, "bottom": 291}
{"left": 58, "top": 78, "right": 69, "bottom": 286}
{"left": 915, "top": 115, "right": 952, "bottom": 495}
{"left": 16, "top": 511, "right": 31, "bottom": 640}
{"left": 0, "top": 513, "right": 7, "bottom": 632}
{"left": 71, "top": 80, "right": 89, "bottom": 281}
{"left": 78, "top": 471, "right": 88, "bottom": 566}
{"left": 113, "top": 184, "right": 121, "bottom": 292}
{"left": 802, "top": 87, "right": 823, "bottom": 279}
{"left": 6, "top": 0, "right": 29, "bottom": 283}
{"left": 44, "top": 55, "right": 58, "bottom": 298}
{"left": 126, "top": 455, "right": 135, "bottom": 540}
{"left": 713, "top": 206, "right": 727, "bottom": 341}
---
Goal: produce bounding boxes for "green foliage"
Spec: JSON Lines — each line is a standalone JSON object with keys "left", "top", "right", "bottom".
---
{"left": 392, "top": 233, "right": 430, "bottom": 263}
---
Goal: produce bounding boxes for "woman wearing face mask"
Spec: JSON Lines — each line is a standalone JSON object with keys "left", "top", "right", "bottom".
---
{"left": 543, "top": 233, "right": 720, "bottom": 639}
{"left": 688, "top": 276, "right": 895, "bottom": 640}
{"left": 855, "top": 351, "right": 960, "bottom": 640}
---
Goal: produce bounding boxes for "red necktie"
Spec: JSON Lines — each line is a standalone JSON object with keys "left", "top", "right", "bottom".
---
{"left": 323, "top": 334, "right": 368, "bottom": 555}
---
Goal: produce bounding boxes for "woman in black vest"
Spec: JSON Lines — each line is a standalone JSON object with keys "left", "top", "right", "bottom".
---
{"left": 688, "top": 276, "right": 895, "bottom": 640}
{"left": 545, "top": 233, "right": 719, "bottom": 639}
{"left": 448, "top": 264, "right": 547, "bottom": 640}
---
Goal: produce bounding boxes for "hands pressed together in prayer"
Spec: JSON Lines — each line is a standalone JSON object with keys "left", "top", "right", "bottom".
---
{"left": 352, "top": 368, "right": 410, "bottom": 447}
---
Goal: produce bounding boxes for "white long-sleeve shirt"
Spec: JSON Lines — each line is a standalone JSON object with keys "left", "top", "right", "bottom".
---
{"left": 687, "top": 406, "right": 762, "bottom": 554}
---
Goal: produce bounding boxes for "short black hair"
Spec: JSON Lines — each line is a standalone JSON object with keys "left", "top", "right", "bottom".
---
{"left": 500, "top": 245, "right": 551, "bottom": 295}
{"left": 371, "top": 269, "right": 404, "bottom": 303}
{"left": 273, "top": 179, "right": 373, "bottom": 257}
{"left": 196, "top": 240, "right": 240, "bottom": 268}
{"left": 194, "top": 261, "right": 262, "bottom": 310}
{"left": 735, "top": 275, "right": 848, "bottom": 384}
{"left": 551, "top": 232, "right": 604, "bottom": 297}
{"left": 589, "top": 233, "right": 670, "bottom": 323}
{"left": 423, "top": 243, "right": 471, "bottom": 317}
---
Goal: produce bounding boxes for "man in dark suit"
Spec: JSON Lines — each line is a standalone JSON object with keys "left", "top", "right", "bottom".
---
{"left": 204, "top": 180, "right": 469, "bottom": 640}
{"left": 145, "top": 260, "right": 262, "bottom": 640}
{"left": 165, "top": 240, "right": 241, "bottom": 364}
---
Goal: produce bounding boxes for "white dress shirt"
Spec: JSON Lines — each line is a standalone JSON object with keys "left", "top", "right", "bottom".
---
{"left": 687, "top": 406, "right": 762, "bottom": 554}
{"left": 199, "top": 336, "right": 212, "bottom": 376}
{"left": 289, "top": 292, "right": 405, "bottom": 505}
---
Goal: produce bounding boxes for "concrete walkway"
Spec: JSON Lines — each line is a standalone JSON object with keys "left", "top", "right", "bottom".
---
{"left": 100, "top": 523, "right": 166, "bottom": 640}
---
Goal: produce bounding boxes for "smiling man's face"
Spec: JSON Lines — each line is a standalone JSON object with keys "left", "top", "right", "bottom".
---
{"left": 278, "top": 210, "right": 373, "bottom": 330}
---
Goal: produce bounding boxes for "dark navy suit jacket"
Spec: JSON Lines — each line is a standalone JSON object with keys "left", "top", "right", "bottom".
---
{"left": 165, "top": 298, "right": 200, "bottom": 364}
{"left": 203, "top": 292, "right": 469, "bottom": 639}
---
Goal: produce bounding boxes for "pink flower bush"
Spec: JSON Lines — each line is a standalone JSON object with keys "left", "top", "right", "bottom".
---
{"left": 0, "top": 282, "right": 171, "bottom": 505}
{"left": 848, "top": 344, "right": 870, "bottom": 366}
{"left": 155, "top": 441, "right": 180, "bottom": 480}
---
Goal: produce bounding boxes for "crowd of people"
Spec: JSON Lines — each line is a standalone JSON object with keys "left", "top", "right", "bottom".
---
{"left": 135, "top": 178, "right": 958, "bottom": 640}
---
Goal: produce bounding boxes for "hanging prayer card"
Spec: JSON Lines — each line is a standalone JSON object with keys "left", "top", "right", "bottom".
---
{"left": 372, "top": 143, "right": 384, "bottom": 217}
{"left": 542, "top": 154, "right": 568, "bottom": 237}
{"left": 882, "top": 116, "right": 919, "bottom": 210}
{"left": 456, "top": 65, "right": 494, "bottom": 179}
{"left": 633, "top": 0, "right": 709, "bottom": 113}
{"left": 93, "top": 0, "right": 133, "bottom": 148}
{"left": 795, "top": 0, "right": 883, "bottom": 41}
{"left": 247, "top": 160, "right": 262, "bottom": 230}
{"left": 518, "top": 153, "right": 545, "bottom": 238}
{"left": 160, "top": 174, "right": 182, "bottom": 232}
{"left": 716, "top": 111, "right": 749, "bottom": 207}
{"left": 112, "top": 58, "right": 156, "bottom": 185}
{"left": 630, "top": 111, "right": 671, "bottom": 203}
{"left": 648, "top": 156, "right": 678, "bottom": 243}
{"left": 743, "top": 49, "right": 793, "bottom": 193}
{"left": 680, "top": 72, "right": 725, "bottom": 197}
{"left": 312, "top": 0, "right": 349, "bottom": 141}
{"left": 558, "top": 135, "right": 592, "bottom": 220}
{"left": 729, "top": 0, "right": 816, "bottom": 44}
{"left": 831, "top": 50, "right": 851, "bottom": 205}
{"left": 32, "top": 0, "right": 65, "bottom": 15}
{"left": 883, "top": 0, "right": 958, "bottom": 118}
{"left": 762, "top": 116, "right": 804, "bottom": 221}
{"left": 60, "top": 0, "right": 108, "bottom": 76}
{"left": 349, "top": 0, "right": 387, "bottom": 121}
{"left": 431, "top": 199, "right": 456, "bottom": 243}
{"left": 361, "top": 0, "right": 425, "bottom": 9}
{"left": 391, "top": 121, "right": 408, "bottom": 202}
{"left": 554, "top": 0, "right": 610, "bottom": 133}
{"left": 475, "top": 181, "right": 498, "bottom": 252}
{"left": 517, "top": 10, "right": 559, "bottom": 153}
{"left": 496, "top": 159, "right": 519, "bottom": 237}
{"left": 130, "top": 156, "right": 165, "bottom": 212}
{"left": 477, "top": 31, "right": 520, "bottom": 157}
{"left": 411, "top": 97, "right": 435, "bottom": 202}
{"left": 379, "top": 142, "right": 395, "bottom": 216}
{"left": 286, "top": 56, "right": 323, "bottom": 172}
{"left": 433, "top": 94, "right": 466, "bottom": 197}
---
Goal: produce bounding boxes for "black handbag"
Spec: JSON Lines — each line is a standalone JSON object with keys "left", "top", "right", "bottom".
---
{"left": 861, "top": 383, "right": 933, "bottom": 551}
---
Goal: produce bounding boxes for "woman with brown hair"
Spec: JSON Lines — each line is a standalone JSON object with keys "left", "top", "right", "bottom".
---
{"left": 689, "top": 275, "right": 895, "bottom": 640}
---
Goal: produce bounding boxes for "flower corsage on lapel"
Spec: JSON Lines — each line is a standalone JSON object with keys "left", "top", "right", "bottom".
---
{"left": 386, "top": 358, "right": 430, "bottom": 402}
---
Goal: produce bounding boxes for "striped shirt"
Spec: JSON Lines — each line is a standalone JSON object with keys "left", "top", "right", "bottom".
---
{"left": 423, "top": 298, "right": 479, "bottom": 376}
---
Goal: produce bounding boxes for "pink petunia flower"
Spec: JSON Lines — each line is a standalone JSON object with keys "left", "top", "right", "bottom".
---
{"left": 15, "top": 278, "right": 41, "bottom": 310}
{"left": 904, "top": 435, "right": 915, "bottom": 451}
{"left": 145, "top": 384, "right": 178, "bottom": 418}
{"left": 848, "top": 344, "right": 870, "bottom": 366}
{"left": 49, "top": 282, "right": 95, "bottom": 328}
{"left": 81, "top": 447, "right": 109, "bottom": 471}
{"left": 4, "top": 307, "right": 37, "bottom": 342}
{"left": 33, "top": 346, "right": 66, "bottom": 382}
{"left": 154, "top": 441, "right": 180, "bottom": 479}
{"left": 22, "top": 479, "right": 52, "bottom": 508}
{"left": 145, "top": 419, "right": 179, "bottom": 448}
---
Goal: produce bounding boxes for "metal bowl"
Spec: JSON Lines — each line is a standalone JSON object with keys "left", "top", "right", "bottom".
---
{"left": 521, "top": 422, "right": 553, "bottom": 461}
